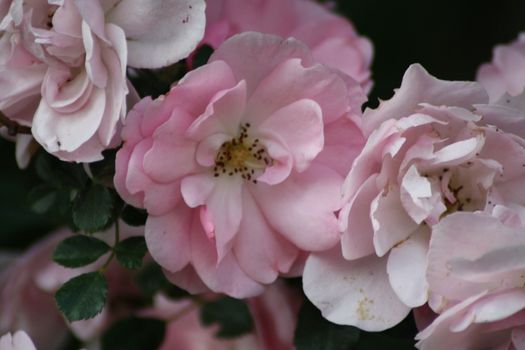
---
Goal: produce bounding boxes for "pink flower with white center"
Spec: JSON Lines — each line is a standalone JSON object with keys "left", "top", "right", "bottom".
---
{"left": 0, "top": 331, "right": 37, "bottom": 350}
{"left": 201, "top": 0, "right": 373, "bottom": 92}
{"left": 412, "top": 211, "right": 525, "bottom": 349}
{"left": 114, "top": 32, "right": 366, "bottom": 297}
{"left": 0, "top": 0, "right": 205, "bottom": 162}
{"left": 303, "top": 64, "right": 525, "bottom": 331}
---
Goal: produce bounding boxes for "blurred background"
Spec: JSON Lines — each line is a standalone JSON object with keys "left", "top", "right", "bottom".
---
{"left": 2, "top": 0, "right": 525, "bottom": 249}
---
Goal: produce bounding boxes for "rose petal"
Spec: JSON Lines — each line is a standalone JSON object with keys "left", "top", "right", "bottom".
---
{"left": 303, "top": 251, "right": 410, "bottom": 331}
{"left": 106, "top": 0, "right": 206, "bottom": 68}
{"left": 387, "top": 227, "right": 430, "bottom": 308}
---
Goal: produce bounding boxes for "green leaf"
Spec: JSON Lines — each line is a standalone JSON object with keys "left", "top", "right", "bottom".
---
{"left": 200, "top": 297, "right": 254, "bottom": 338}
{"left": 53, "top": 235, "right": 111, "bottom": 268}
{"left": 101, "top": 316, "right": 166, "bottom": 350}
{"left": 35, "top": 152, "right": 87, "bottom": 189}
{"left": 294, "top": 300, "right": 360, "bottom": 350}
{"left": 89, "top": 150, "right": 116, "bottom": 183}
{"left": 27, "top": 185, "right": 57, "bottom": 214}
{"left": 120, "top": 205, "right": 148, "bottom": 227}
{"left": 135, "top": 262, "right": 190, "bottom": 299}
{"left": 72, "top": 183, "right": 113, "bottom": 232}
{"left": 55, "top": 272, "right": 108, "bottom": 321}
{"left": 115, "top": 236, "right": 147, "bottom": 269}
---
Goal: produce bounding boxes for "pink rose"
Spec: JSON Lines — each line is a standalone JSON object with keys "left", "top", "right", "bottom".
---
{"left": 115, "top": 32, "right": 366, "bottom": 297}
{"left": 0, "top": 232, "right": 69, "bottom": 349}
{"left": 201, "top": 0, "right": 373, "bottom": 92}
{"left": 0, "top": 224, "right": 143, "bottom": 346}
{"left": 415, "top": 289, "right": 525, "bottom": 350}
{"left": 0, "top": 0, "right": 205, "bottom": 162}
{"left": 412, "top": 211, "right": 525, "bottom": 349}
{"left": 303, "top": 64, "right": 525, "bottom": 331}
{"left": 477, "top": 33, "right": 525, "bottom": 102}
{"left": 144, "top": 281, "right": 299, "bottom": 350}
{"left": 0, "top": 331, "right": 37, "bottom": 350}
{"left": 247, "top": 281, "right": 301, "bottom": 350}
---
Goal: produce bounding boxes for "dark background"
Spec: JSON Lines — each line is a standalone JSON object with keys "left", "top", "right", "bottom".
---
{"left": 2, "top": 0, "right": 525, "bottom": 248}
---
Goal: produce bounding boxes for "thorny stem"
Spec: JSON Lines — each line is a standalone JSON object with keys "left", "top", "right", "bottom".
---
{"left": 0, "top": 111, "right": 32, "bottom": 136}
{"left": 99, "top": 219, "right": 120, "bottom": 273}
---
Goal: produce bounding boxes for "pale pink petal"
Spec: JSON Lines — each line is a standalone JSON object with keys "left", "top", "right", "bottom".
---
{"left": 387, "top": 227, "right": 430, "bottom": 307}
{"left": 339, "top": 174, "right": 378, "bottom": 260}
{"left": 0, "top": 64, "right": 45, "bottom": 108}
{"left": 210, "top": 32, "right": 314, "bottom": 96}
{"left": 143, "top": 128, "right": 198, "bottom": 184}
{"left": 477, "top": 63, "right": 508, "bottom": 102}
{"left": 0, "top": 331, "right": 36, "bottom": 350}
{"left": 32, "top": 85, "right": 106, "bottom": 154}
{"left": 303, "top": 251, "right": 411, "bottom": 331}
{"left": 428, "top": 212, "right": 525, "bottom": 300}
{"left": 82, "top": 21, "right": 108, "bottom": 88}
{"left": 257, "top": 99, "right": 324, "bottom": 172}
{"left": 186, "top": 79, "right": 247, "bottom": 140}
{"left": 143, "top": 182, "right": 181, "bottom": 216}
{"left": 195, "top": 133, "right": 231, "bottom": 167}
{"left": 95, "top": 23, "right": 128, "bottom": 147}
{"left": 145, "top": 207, "right": 192, "bottom": 273}
{"left": 246, "top": 58, "right": 350, "bottom": 125}
{"left": 252, "top": 164, "right": 342, "bottom": 251}
{"left": 191, "top": 217, "right": 264, "bottom": 298}
{"left": 363, "top": 64, "right": 488, "bottom": 135}
{"left": 248, "top": 281, "right": 301, "bottom": 350}
{"left": 233, "top": 190, "right": 298, "bottom": 284}
{"left": 180, "top": 173, "right": 216, "bottom": 208}
{"left": 315, "top": 116, "right": 365, "bottom": 177}
{"left": 371, "top": 187, "right": 420, "bottom": 257}
{"left": 174, "top": 60, "right": 237, "bottom": 116}
{"left": 256, "top": 138, "right": 293, "bottom": 186}
{"left": 114, "top": 144, "right": 144, "bottom": 208}
{"left": 73, "top": 0, "right": 110, "bottom": 43}
{"left": 205, "top": 176, "right": 243, "bottom": 260}
{"left": 163, "top": 265, "right": 209, "bottom": 295}
{"left": 106, "top": 0, "right": 206, "bottom": 68}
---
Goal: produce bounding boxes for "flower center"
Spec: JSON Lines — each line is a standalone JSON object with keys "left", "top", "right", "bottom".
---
{"left": 213, "top": 123, "right": 272, "bottom": 183}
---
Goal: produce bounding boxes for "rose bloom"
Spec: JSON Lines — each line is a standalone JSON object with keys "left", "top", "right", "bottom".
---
{"left": 0, "top": 225, "right": 144, "bottom": 347}
{"left": 0, "top": 0, "right": 205, "bottom": 162}
{"left": 115, "top": 32, "right": 366, "bottom": 297}
{"left": 202, "top": 0, "right": 373, "bottom": 92}
{"left": 1, "top": 229, "right": 301, "bottom": 350}
{"left": 303, "top": 63, "right": 525, "bottom": 331}
{"left": 411, "top": 211, "right": 525, "bottom": 350}
{"left": 148, "top": 281, "right": 301, "bottom": 350}
{"left": 0, "top": 331, "right": 37, "bottom": 350}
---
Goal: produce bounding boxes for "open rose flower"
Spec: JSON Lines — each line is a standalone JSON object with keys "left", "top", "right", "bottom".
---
{"left": 202, "top": 0, "right": 373, "bottom": 92}
{"left": 147, "top": 281, "right": 300, "bottom": 350}
{"left": 412, "top": 211, "right": 525, "bottom": 350}
{"left": 0, "top": 224, "right": 144, "bottom": 347}
{"left": 0, "top": 0, "right": 205, "bottom": 162}
{"left": 115, "top": 32, "right": 366, "bottom": 297}
{"left": 0, "top": 232, "right": 69, "bottom": 350}
{"left": 303, "top": 64, "right": 525, "bottom": 331}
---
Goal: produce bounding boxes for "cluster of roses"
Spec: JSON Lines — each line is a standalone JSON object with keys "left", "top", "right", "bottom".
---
{"left": 1, "top": 0, "right": 525, "bottom": 349}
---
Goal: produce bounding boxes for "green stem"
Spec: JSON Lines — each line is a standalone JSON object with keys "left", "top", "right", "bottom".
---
{"left": 99, "top": 219, "right": 120, "bottom": 273}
